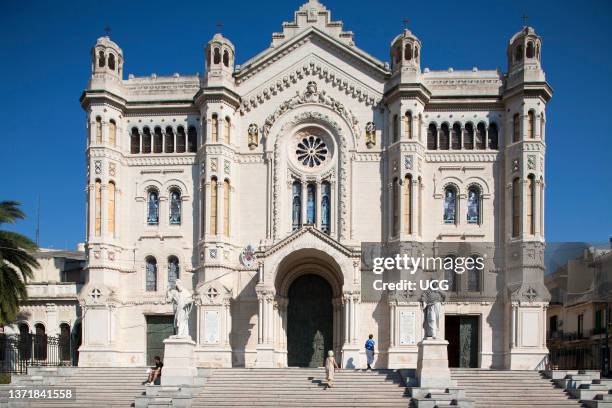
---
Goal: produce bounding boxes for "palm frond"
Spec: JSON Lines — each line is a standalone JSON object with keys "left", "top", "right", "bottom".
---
{"left": 0, "top": 201, "right": 25, "bottom": 225}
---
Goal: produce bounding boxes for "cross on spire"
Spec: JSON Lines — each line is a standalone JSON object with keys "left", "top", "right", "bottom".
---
{"left": 403, "top": 18, "right": 410, "bottom": 30}
{"left": 104, "top": 25, "right": 111, "bottom": 36}
{"left": 216, "top": 21, "right": 223, "bottom": 32}
{"left": 521, "top": 14, "right": 529, "bottom": 27}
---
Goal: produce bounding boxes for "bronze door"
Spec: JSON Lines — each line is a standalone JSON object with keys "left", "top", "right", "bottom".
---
{"left": 287, "top": 274, "right": 333, "bottom": 367}
{"left": 146, "top": 315, "right": 175, "bottom": 365}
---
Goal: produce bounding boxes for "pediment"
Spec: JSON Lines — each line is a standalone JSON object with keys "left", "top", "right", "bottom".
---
{"left": 235, "top": 26, "right": 390, "bottom": 87}
{"left": 262, "top": 226, "right": 358, "bottom": 259}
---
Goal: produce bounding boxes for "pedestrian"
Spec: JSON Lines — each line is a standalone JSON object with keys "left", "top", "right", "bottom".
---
{"left": 365, "top": 334, "right": 375, "bottom": 370}
{"left": 325, "top": 350, "right": 339, "bottom": 388}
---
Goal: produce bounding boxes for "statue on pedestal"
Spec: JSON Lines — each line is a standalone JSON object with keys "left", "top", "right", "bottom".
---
{"left": 167, "top": 280, "right": 194, "bottom": 338}
{"left": 420, "top": 288, "right": 446, "bottom": 339}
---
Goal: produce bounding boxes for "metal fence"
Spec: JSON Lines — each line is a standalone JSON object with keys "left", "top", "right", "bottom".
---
{"left": 0, "top": 334, "right": 73, "bottom": 374}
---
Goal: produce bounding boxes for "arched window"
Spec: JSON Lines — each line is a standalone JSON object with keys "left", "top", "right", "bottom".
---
{"left": 145, "top": 256, "right": 157, "bottom": 292}
{"left": 213, "top": 48, "right": 221, "bottom": 64}
{"left": 476, "top": 122, "right": 486, "bottom": 149}
{"left": 414, "top": 46, "right": 419, "bottom": 59}
{"left": 466, "top": 185, "right": 480, "bottom": 224}
{"left": 59, "top": 323, "right": 71, "bottom": 361}
{"left": 526, "top": 42, "right": 535, "bottom": 59}
{"left": 18, "top": 323, "right": 31, "bottom": 360}
{"left": 142, "top": 127, "right": 152, "bottom": 153}
{"left": 392, "top": 177, "right": 400, "bottom": 236}
{"left": 95, "top": 117, "right": 102, "bottom": 144}
{"left": 109, "top": 120, "right": 117, "bottom": 146}
{"left": 165, "top": 126, "right": 174, "bottom": 153}
{"left": 512, "top": 177, "right": 520, "bottom": 237}
{"left": 403, "top": 174, "right": 412, "bottom": 234}
{"left": 404, "top": 44, "right": 413, "bottom": 60}
{"left": 223, "top": 117, "right": 230, "bottom": 144}
{"left": 513, "top": 113, "right": 520, "bottom": 143}
{"left": 210, "top": 177, "right": 218, "bottom": 235}
{"left": 223, "top": 179, "right": 230, "bottom": 237}
{"left": 464, "top": 123, "right": 474, "bottom": 149}
{"left": 176, "top": 126, "right": 186, "bottom": 153}
{"left": 527, "top": 174, "right": 535, "bottom": 235}
{"left": 108, "top": 53, "right": 116, "bottom": 70}
{"left": 130, "top": 127, "right": 140, "bottom": 154}
{"left": 321, "top": 181, "right": 331, "bottom": 234}
{"left": 107, "top": 182, "right": 116, "bottom": 236}
{"left": 34, "top": 323, "right": 47, "bottom": 360}
{"left": 292, "top": 181, "right": 302, "bottom": 231}
{"left": 439, "top": 123, "right": 450, "bottom": 150}
{"left": 539, "top": 176, "right": 544, "bottom": 234}
{"left": 98, "top": 50, "right": 105, "bottom": 67}
{"left": 515, "top": 45, "right": 523, "bottom": 62}
{"left": 94, "top": 179, "right": 102, "bottom": 236}
{"left": 540, "top": 113, "right": 545, "bottom": 140}
{"left": 305, "top": 183, "right": 316, "bottom": 225}
{"left": 404, "top": 112, "right": 413, "bottom": 139}
{"left": 200, "top": 179, "right": 206, "bottom": 238}
{"left": 394, "top": 46, "right": 401, "bottom": 65}
{"left": 427, "top": 124, "right": 437, "bottom": 150}
{"left": 488, "top": 123, "right": 499, "bottom": 149}
{"left": 451, "top": 123, "right": 461, "bottom": 150}
{"left": 392, "top": 114, "right": 399, "bottom": 143}
{"left": 223, "top": 50, "right": 229, "bottom": 67}
{"left": 147, "top": 189, "right": 159, "bottom": 225}
{"left": 169, "top": 189, "right": 181, "bottom": 225}
{"left": 536, "top": 43, "right": 541, "bottom": 60}
{"left": 211, "top": 115, "right": 218, "bottom": 143}
{"left": 153, "top": 127, "right": 163, "bottom": 153}
{"left": 443, "top": 185, "right": 457, "bottom": 224}
{"left": 443, "top": 255, "right": 458, "bottom": 292}
{"left": 528, "top": 111, "right": 535, "bottom": 139}
{"left": 167, "top": 256, "right": 179, "bottom": 289}
{"left": 188, "top": 126, "right": 197, "bottom": 152}
{"left": 467, "top": 255, "right": 481, "bottom": 292}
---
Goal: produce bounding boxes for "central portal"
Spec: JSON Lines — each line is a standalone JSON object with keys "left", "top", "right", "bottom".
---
{"left": 287, "top": 274, "right": 333, "bottom": 367}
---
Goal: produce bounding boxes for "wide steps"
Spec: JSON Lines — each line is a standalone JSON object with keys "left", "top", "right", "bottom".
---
{"left": 451, "top": 369, "right": 583, "bottom": 408}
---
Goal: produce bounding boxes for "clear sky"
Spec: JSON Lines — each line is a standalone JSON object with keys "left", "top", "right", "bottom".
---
{"left": 0, "top": 0, "right": 611, "bottom": 249}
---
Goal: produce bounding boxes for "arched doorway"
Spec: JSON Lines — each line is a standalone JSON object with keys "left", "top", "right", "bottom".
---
{"left": 287, "top": 274, "right": 333, "bottom": 367}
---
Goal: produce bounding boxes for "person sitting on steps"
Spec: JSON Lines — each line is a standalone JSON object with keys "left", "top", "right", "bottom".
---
{"left": 144, "top": 356, "right": 163, "bottom": 385}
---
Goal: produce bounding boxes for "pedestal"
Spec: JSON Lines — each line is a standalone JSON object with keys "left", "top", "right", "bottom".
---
{"left": 161, "top": 336, "right": 198, "bottom": 386}
{"left": 416, "top": 338, "right": 452, "bottom": 388}
{"left": 255, "top": 345, "right": 275, "bottom": 368}
{"left": 341, "top": 345, "right": 361, "bottom": 369}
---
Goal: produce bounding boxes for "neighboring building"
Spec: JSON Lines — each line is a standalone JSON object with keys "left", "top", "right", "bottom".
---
{"left": 77, "top": 0, "right": 552, "bottom": 369}
{"left": 546, "top": 243, "right": 612, "bottom": 369}
{"left": 3, "top": 248, "right": 86, "bottom": 364}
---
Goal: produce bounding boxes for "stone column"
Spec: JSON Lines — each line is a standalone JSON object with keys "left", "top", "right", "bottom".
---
{"left": 315, "top": 181, "right": 321, "bottom": 229}
{"left": 341, "top": 291, "right": 360, "bottom": 368}
{"left": 255, "top": 287, "right": 275, "bottom": 367}
{"left": 301, "top": 181, "right": 307, "bottom": 226}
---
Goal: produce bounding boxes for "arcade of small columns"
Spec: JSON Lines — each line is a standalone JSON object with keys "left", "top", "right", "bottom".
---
{"left": 289, "top": 177, "right": 337, "bottom": 234}
{"left": 254, "top": 286, "right": 362, "bottom": 355}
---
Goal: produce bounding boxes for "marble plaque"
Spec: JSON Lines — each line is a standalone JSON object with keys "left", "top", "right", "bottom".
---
{"left": 204, "top": 310, "right": 220, "bottom": 344}
{"left": 399, "top": 310, "right": 416, "bottom": 345}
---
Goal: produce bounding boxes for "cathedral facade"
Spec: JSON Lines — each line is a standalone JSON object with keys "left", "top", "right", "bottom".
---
{"left": 78, "top": 0, "right": 552, "bottom": 370}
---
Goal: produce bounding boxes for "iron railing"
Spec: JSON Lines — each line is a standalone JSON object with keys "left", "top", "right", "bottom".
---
{"left": 0, "top": 334, "right": 73, "bottom": 374}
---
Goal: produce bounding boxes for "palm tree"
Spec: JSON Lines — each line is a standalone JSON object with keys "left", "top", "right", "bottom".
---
{"left": 0, "top": 201, "right": 39, "bottom": 325}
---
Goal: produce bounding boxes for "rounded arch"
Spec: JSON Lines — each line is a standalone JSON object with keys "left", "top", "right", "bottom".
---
{"left": 274, "top": 248, "right": 345, "bottom": 298}
{"left": 164, "top": 179, "right": 190, "bottom": 197}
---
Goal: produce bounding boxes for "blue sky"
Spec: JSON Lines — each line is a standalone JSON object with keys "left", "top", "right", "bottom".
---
{"left": 0, "top": 0, "right": 611, "bottom": 249}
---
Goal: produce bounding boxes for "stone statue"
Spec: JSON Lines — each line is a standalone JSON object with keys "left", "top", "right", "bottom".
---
{"left": 420, "top": 288, "right": 446, "bottom": 339}
{"left": 167, "top": 280, "right": 194, "bottom": 338}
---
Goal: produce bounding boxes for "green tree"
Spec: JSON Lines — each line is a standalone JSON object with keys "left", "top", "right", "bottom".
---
{"left": 0, "top": 201, "right": 39, "bottom": 325}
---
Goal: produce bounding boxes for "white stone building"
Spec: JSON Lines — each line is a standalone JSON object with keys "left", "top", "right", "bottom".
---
{"left": 77, "top": 0, "right": 552, "bottom": 370}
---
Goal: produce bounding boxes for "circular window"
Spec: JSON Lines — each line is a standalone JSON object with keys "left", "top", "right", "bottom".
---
{"left": 295, "top": 135, "right": 328, "bottom": 168}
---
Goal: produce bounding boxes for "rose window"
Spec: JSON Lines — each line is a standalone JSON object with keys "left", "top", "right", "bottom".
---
{"left": 296, "top": 136, "right": 328, "bottom": 167}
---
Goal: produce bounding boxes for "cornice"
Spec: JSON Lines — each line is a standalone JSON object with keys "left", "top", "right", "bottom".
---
{"left": 126, "top": 155, "right": 196, "bottom": 166}
{"left": 425, "top": 152, "right": 499, "bottom": 162}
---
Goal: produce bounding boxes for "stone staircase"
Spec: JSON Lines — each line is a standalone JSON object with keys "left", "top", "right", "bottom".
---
{"left": 547, "top": 370, "right": 612, "bottom": 408}
{"left": 193, "top": 368, "right": 411, "bottom": 407}
{"left": 451, "top": 368, "right": 583, "bottom": 408}
{"left": 0, "top": 367, "right": 146, "bottom": 407}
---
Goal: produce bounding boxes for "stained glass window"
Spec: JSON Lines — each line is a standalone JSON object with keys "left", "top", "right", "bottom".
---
{"left": 306, "top": 183, "right": 316, "bottom": 224}
{"left": 168, "top": 256, "right": 179, "bottom": 289}
{"left": 443, "top": 186, "right": 457, "bottom": 224}
{"left": 292, "top": 181, "right": 301, "bottom": 231}
{"left": 147, "top": 190, "right": 159, "bottom": 225}
{"left": 467, "top": 186, "right": 480, "bottom": 224}
{"left": 146, "top": 256, "right": 157, "bottom": 291}
{"left": 321, "top": 182, "right": 330, "bottom": 234}
{"left": 169, "top": 189, "right": 181, "bottom": 225}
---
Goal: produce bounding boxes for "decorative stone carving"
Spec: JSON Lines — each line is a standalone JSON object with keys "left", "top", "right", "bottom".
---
{"left": 405, "top": 155, "right": 414, "bottom": 170}
{"left": 240, "top": 244, "right": 256, "bottom": 268}
{"left": 527, "top": 155, "right": 536, "bottom": 170}
{"left": 210, "top": 158, "right": 218, "bottom": 172}
{"left": 94, "top": 161, "right": 102, "bottom": 174}
{"left": 247, "top": 123, "right": 259, "bottom": 149}
{"left": 512, "top": 159, "right": 520, "bottom": 173}
{"left": 224, "top": 160, "right": 230, "bottom": 174}
{"left": 262, "top": 81, "right": 359, "bottom": 137}
{"left": 365, "top": 121, "right": 376, "bottom": 148}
